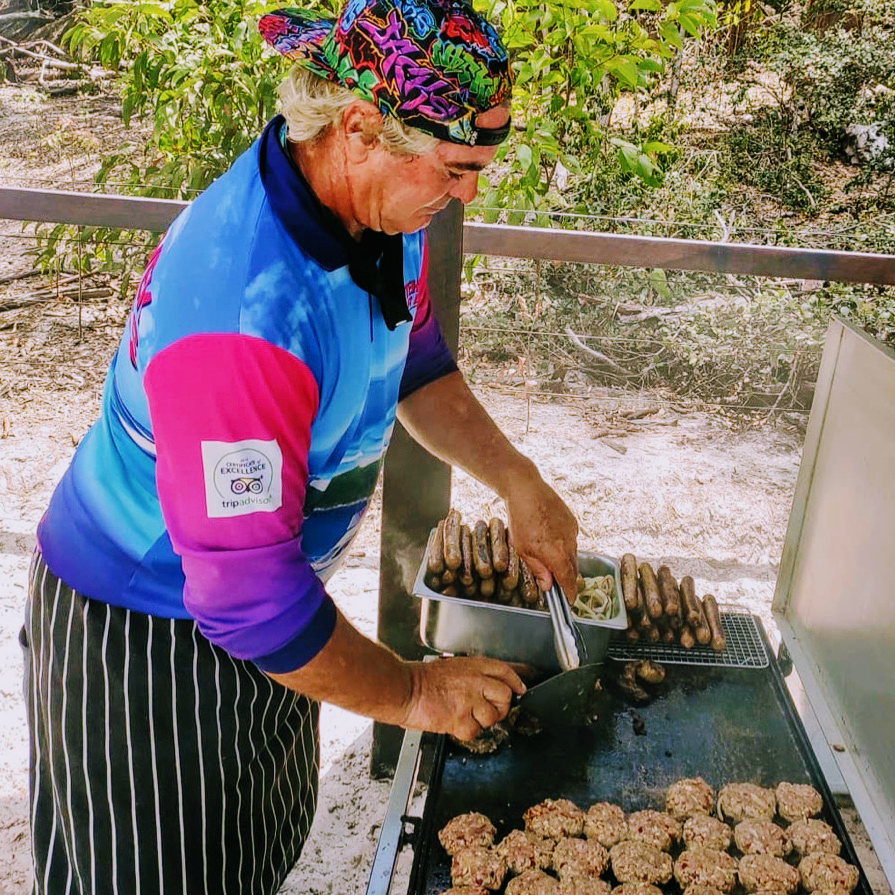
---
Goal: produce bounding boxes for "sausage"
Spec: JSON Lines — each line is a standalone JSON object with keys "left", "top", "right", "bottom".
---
{"left": 679, "top": 575, "right": 705, "bottom": 629}
{"left": 459, "top": 524, "right": 475, "bottom": 587}
{"left": 495, "top": 584, "right": 513, "bottom": 604}
{"left": 500, "top": 540, "right": 520, "bottom": 592}
{"left": 679, "top": 625, "right": 696, "bottom": 649}
{"left": 440, "top": 568, "right": 457, "bottom": 587}
{"left": 520, "top": 559, "right": 539, "bottom": 605}
{"left": 426, "top": 520, "right": 446, "bottom": 576}
{"left": 638, "top": 611, "right": 660, "bottom": 642}
{"left": 694, "top": 620, "right": 712, "bottom": 646}
{"left": 639, "top": 562, "right": 663, "bottom": 620}
{"left": 702, "top": 594, "right": 726, "bottom": 652}
{"left": 479, "top": 576, "right": 496, "bottom": 600}
{"left": 620, "top": 553, "right": 642, "bottom": 614}
{"left": 618, "top": 662, "right": 651, "bottom": 702}
{"left": 626, "top": 626, "right": 640, "bottom": 643}
{"left": 489, "top": 517, "right": 509, "bottom": 574}
{"left": 657, "top": 565, "right": 682, "bottom": 630}
{"left": 443, "top": 509, "right": 462, "bottom": 571}
{"left": 441, "top": 584, "right": 459, "bottom": 597}
{"left": 424, "top": 570, "right": 441, "bottom": 590}
{"left": 472, "top": 520, "right": 494, "bottom": 580}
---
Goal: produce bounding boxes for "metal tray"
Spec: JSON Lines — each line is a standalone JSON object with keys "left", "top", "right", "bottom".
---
{"left": 413, "top": 549, "right": 626, "bottom": 672}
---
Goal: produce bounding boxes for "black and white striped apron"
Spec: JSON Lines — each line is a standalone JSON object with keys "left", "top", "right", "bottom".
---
{"left": 22, "top": 550, "right": 320, "bottom": 895}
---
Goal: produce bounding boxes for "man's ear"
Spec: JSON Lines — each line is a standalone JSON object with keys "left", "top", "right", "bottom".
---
{"left": 342, "top": 101, "right": 383, "bottom": 161}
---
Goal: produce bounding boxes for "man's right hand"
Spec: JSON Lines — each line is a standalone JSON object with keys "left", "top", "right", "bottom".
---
{"left": 400, "top": 656, "right": 527, "bottom": 742}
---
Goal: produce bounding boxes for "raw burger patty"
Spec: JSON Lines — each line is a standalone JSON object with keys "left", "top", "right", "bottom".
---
{"left": 738, "top": 854, "right": 800, "bottom": 894}
{"left": 611, "top": 885, "right": 663, "bottom": 895}
{"left": 609, "top": 841, "right": 673, "bottom": 885}
{"left": 776, "top": 782, "right": 823, "bottom": 823}
{"left": 451, "top": 846, "right": 508, "bottom": 890}
{"left": 552, "top": 837, "right": 609, "bottom": 881}
{"left": 497, "top": 829, "right": 555, "bottom": 875}
{"left": 525, "top": 799, "right": 586, "bottom": 840}
{"left": 788, "top": 818, "right": 841, "bottom": 856}
{"left": 584, "top": 802, "right": 628, "bottom": 848}
{"left": 674, "top": 848, "right": 738, "bottom": 893}
{"left": 682, "top": 815, "right": 733, "bottom": 852}
{"left": 505, "top": 868, "right": 561, "bottom": 895}
{"left": 799, "top": 853, "right": 860, "bottom": 892}
{"left": 717, "top": 783, "right": 776, "bottom": 823}
{"left": 734, "top": 819, "right": 791, "bottom": 856}
{"left": 666, "top": 778, "right": 715, "bottom": 820}
{"left": 440, "top": 812, "right": 497, "bottom": 855}
{"left": 626, "top": 809, "right": 681, "bottom": 852}
{"left": 558, "top": 877, "right": 612, "bottom": 895}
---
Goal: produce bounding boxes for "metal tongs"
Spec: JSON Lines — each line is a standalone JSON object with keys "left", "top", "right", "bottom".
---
{"left": 544, "top": 582, "right": 588, "bottom": 671}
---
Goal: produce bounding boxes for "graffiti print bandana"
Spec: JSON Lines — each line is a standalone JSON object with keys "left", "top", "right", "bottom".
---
{"left": 259, "top": 0, "right": 512, "bottom": 147}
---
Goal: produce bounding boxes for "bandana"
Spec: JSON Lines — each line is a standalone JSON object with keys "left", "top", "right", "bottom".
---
{"left": 259, "top": 0, "right": 512, "bottom": 147}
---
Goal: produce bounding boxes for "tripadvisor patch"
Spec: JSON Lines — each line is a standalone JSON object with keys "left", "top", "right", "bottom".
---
{"left": 201, "top": 439, "right": 283, "bottom": 518}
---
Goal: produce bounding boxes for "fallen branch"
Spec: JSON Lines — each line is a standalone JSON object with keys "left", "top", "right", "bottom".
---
{"left": 565, "top": 326, "right": 629, "bottom": 376}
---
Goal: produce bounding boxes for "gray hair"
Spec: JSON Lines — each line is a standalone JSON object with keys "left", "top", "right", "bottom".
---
{"left": 278, "top": 65, "right": 441, "bottom": 156}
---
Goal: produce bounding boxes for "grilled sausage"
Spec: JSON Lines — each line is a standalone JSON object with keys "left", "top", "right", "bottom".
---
{"left": 702, "top": 594, "right": 726, "bottom": 652}
{"left": 443, "top": 509, "right": 462, "bottom": 571}
{"left": 462, "top": 582, "right": 478, "bottom": 598}
{"left": 620, "top": 553, "right": 642, "bottom": 614}
{"left": 489, "top": 517, "right": 509, "bottom": 574}
{"left": 679, "top": 575, "right": 705, "bottom": 629}
{"left": 441, "top": 584, "right": 459, "bottom": 597}
{"left": 639, "top": 562, "right": 663, "bottom": 620}
{"left": 500, "top": 540, "right": 520, "bottom": 592}
{"left": 679, "top": 625, "right": 696, "bottom": 649}
{"left": 426, "top": 520, "right": 446, "bottom": 576}
{"left": 638, "top": 610, "right": 660, "bottom": 642}
{"left": 657, "top": 565, "right": 682, "bottom": 629}
{"left": 695, "top": 621, "right": 712, "bottom": 645}
{"left": 459, "top": 524, "right": 475, "bottom": 587}
{"left": 479, "top": 576, "right": 496, "bottom": 600}
{"left": 520, "top": 559, "right": 539, "bottom": 605}
{"left": 424, "top": 570, "right": 440, "bottom": 590}
{"left": 626, "top": 627, "right": 640, "bottom": 643}
{"left": 440, "top": 568, "right": 457, "bottom": 587}
{"left": 472, "top": 520, "right": 494, "bottom": 580}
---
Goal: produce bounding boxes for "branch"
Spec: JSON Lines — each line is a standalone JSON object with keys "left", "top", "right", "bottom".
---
{"left": 564, "top": 326, "right": 630, "bottom": 375}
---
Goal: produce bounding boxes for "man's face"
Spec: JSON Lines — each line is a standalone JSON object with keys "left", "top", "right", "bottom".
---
{"left": 364, "top": 105, "right": 509, "bottom": 235}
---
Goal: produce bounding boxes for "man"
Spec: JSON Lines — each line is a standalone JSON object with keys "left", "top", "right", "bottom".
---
{"left": 23, "top": 1, "right": 579, "bottom": 892}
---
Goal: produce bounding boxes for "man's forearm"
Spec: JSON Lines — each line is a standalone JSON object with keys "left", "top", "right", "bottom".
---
{"left": 267, "top": 610, "right": 414, "bottom": 726}
{"left": 397, "top": 370, "right": 540, "bottom": 500}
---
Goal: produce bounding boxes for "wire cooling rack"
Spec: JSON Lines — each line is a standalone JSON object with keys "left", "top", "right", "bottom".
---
{"left": 607, "top": 611, "right": 770, "bottom": 668}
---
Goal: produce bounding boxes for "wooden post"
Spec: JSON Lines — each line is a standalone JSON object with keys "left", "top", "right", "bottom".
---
{"left": 369, "top": 200, "right": 463, "bottom": 779}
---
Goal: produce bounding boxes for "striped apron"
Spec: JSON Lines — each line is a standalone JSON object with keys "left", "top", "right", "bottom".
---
{"left": 22, "top": 551, "right": 320, "bottom": 895}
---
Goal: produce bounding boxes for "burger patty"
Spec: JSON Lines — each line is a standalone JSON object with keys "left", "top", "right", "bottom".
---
{"left": 682, "top": 815, "right": 733, "bottom": 852}
{"left": 775, "top": 781, "right": 824, "bottom": 823}
{"left": 450, "top": 846, "right": 508, "bottom": 890}
{"left": 738, "top": 853, "right": 801, "bottom": 894}
{"left": 558, "top": 876, "right": 612, "bottom": 895}
{"left": 440, "top": 812, "right": 497, "bottom": 855}
{"left": 505, "top": 868, "right": 561, "bottom": 895}
{"left": 682, "top": 886, "right": 727, "bottom": 895}
{"left": 626, "top": 809, "right": 681, "bottom": 852}
{"left": 788, "top": 818, "right": 842, "bottom": 856}
{"left": 525, "top": 799, "right": 586, "bottom": 840}
{"left": 609, "top": 840, "right": 673, "bottom": 885}
{"left": 440, "top": 887, "right": 490, "bottom": 895}
{"left": 584, "top": 802, "right": 628, "bottom": 848}
{"left": 552, "top": 837, "right": 609, "bottom": 882}
{"left": 734, "top": 819, "right": 791, "bottom": 857}
{"left": 611, "top": 884, "right": 663, "bottom": 895}
{"left": 497, "top": 829, "right": 556, "bottom": 876}
{"left": 799, "top": 852, "right": 860, "bottom": 892}
{"left": 673, "top": 848, "right": 738, "bottom": 893}
{"left": 717, "top": 783, "right": 776, "bottom": 823}
{"left": 666, "top": 778, "right": 715, "bottom": 820}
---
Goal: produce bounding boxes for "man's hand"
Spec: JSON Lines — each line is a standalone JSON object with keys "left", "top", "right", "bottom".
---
{"left": 401, "top": 656, "right": 527, "bottom": 742}
{"left": 504, "top": 474, "right": 580, "bottom": 603}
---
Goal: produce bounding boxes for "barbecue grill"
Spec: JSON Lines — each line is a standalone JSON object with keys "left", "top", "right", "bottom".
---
{"left": 366, "top": 318, "right": 895, "bottom": 895}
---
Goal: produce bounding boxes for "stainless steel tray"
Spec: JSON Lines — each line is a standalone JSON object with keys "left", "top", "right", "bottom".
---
{"left": 413, "top": 549, "right": 626, "bottom": 672}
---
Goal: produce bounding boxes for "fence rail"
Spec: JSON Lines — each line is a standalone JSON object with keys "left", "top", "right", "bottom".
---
{"left": 2, "top": 186, "right": 894, "bottom": 285}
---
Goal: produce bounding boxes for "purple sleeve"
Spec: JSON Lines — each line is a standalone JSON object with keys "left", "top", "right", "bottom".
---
{"left": 144, "top": 332, "right": 336, "bottom": 672}
{"left": 399, "top": 235, "right": 458, "bottom": 401}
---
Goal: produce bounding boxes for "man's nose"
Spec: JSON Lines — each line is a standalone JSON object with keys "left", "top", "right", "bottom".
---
{"left": 450, "top": 171, "right": 479, "bottom": 204}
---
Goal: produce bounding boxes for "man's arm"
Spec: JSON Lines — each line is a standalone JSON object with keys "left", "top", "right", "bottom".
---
{"left": 268, "top": 608, "right": 526, "bottom": 741}
{"left": 397, "top": 370, "right": 580, "bottom": 601}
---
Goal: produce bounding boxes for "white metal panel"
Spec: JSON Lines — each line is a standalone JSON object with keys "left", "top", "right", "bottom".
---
{"left": 774, "top": 318, "right": 895, "bottom": 886}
